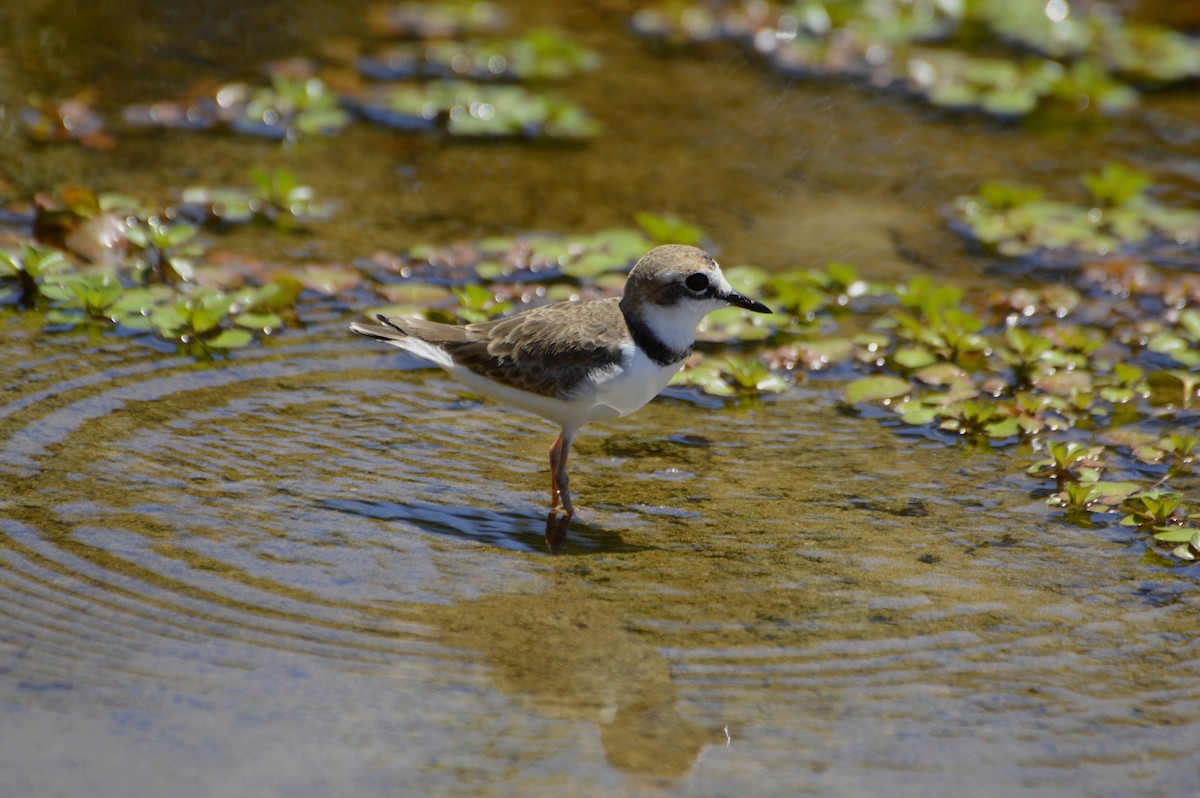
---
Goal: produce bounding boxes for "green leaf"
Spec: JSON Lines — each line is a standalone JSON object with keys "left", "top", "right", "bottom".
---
{"left": 825, "top": 262, "right": 858, "bottom": 289}
{"left": 1171, "top": 544, "right": 1196, "bottom": 561}
{"left": 671, "top": 364, "right": 734, "bottom": 397}
{"left": 985, "top": 417, "right": 1021, "bottom": 439}
{"left": 893, "top": 346, "right": 937, "bottom": 370}
{"left": 1152, "top": 527, "right": 1198, "bottom": 543}
{"left": 1082, "top": 163, "right": 1151, "bottom": 207}
{"left": 1087, "top": 482, "right": 1143, "bottom": 506}
{"left": 233, "top": 312, "right": 283, "bottom": 331}
{"left": 561, "top": 251, "right": 626, "bottom": 278}
{"left": 1179, "top": 310, "right": 1200, "bottom": 340}
{"left": 982, "top": 87, "right": 1038, "bottom": 117}
{"left": 912, "top": 362, "right": 966, "bottom": 386}
{"left": 45, "top": 308, "right": 83, "bottom": 325}
{"left": 0, "top": 251, "right": 19, "bottom": 276}
{"left": 206, "top": 328, "right": 254, "bottom": 349}
{"left": 844, "top": 375, "right": 912, "bottom": 404}
{"left": 634, "top": 212, "right": 704, "bottom": 247}
{"left": 901, "top": 404, "right": 940, "bottom": 425}
{"left": 38, "top": 283, "right": 74, "bottom": 303}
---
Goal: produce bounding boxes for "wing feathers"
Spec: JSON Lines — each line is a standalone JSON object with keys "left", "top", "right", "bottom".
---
{"left": 352, "top": 298, "right": 628, "bottom": 399}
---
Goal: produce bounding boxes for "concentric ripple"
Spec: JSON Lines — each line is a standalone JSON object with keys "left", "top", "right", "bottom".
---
{"left": 4, "top": 313, "right": 1200, "bottom": 795}
{"left": 0, "top": 317, "right": 568, "bottom": 697}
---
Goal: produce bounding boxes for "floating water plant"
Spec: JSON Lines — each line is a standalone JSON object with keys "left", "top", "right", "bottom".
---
{"left": 20, "top": 94, "right": 115, "bottom": 150}
{"left": 36, "top": 3, "right": 601, "bottom": 149}
{"left": 447, "top": 283, "right": 514, "bottom": 323}
{"left": 671, "top": 355, "right": 789, "bottom": 399}
{"left": 124, "top": 76, "right": 352, "bottom": 142}
{"left": 1027, "top": 441, "right": 1105, "bottom": 486}
{"left": 629, "top": 0, "right": 1200, "bottom": 120}
{"left": 8, "top": 178, "right": 1200, "bottom": 559}
{"left": 367, "top": 1, "right": 507, "bottom": 40}
{"left": 358, "top": 29, "right": 602, "bottom": 83}
{"left": 179, "top": 168, "right": 333, "bottom": 228}
{"left": 38, "top": 272, "right": 124, "bottom": 325}
{"left": 125, "top": 218, "right": 202, "bottom": 284}
{"left": 0, "top": 244, "right": 70, "bottom": 306}
{"left": 0, "top": 177, "right": 317, "bottom": 354}
{"left": 374, "top": 218, "right": 682, "bottom": 286}
{"left": 950, "top": 163, "right": 1200, "bottom": 267}
{"left": 346, "top": 80, "right": 602, "bottom": 140}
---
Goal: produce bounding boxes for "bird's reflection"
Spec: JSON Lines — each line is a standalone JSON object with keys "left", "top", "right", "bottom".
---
{"left": 544, "top": 511, "right": 571, "bottom": 553}
{"left": 321, "top": 497, "right": 638, "bottom": 554}
{"left": 433, "top": 572, "right": 724, "bottom": 777}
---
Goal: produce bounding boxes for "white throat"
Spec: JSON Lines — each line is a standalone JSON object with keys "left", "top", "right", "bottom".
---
{"left": 633, "top": 296, "right": 722, "bottom": 354}
{"left": 631, "top": 268, "right": 735, "bottom": 354}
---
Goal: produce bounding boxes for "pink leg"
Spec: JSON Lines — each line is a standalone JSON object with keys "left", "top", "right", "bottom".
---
{"left": 555, "top": 428, "right": 576, "bottom": 517}
{"left": 547, "top": 428, "right": 577, "bottom": 517}
{"left": 548, "top": 432, "right": 563, "bottom": 511}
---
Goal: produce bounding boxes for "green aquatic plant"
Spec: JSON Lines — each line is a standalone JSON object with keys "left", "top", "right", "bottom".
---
{"left": 222, "top": 77, "right": 352, "bottom": 141}
{"left": 179, "top": 167, "right": 332, "bottom": 227}
{"left": 1027, "top": 441, "right": 1105, "bottom": 486}
{"left": 672, "top": 355, "right": 788, "bottom": 399}
{"left": 367, "top": 1, "right": 507, "bottom": 39}
{"left": 998, "top": 326, "right": 1057, "bottom": 388}
{"left": 19, "top": 94, "right": 115, "bottom": 150}
{"left": 1160, "top": 434, "right": 1199, "bottom": 475}
{"left": 1058, "top": 480, "right": 1100, "bottom": 525}
{"left": 8, "top": 179, "right": 1200, "bottom": 559}
{"left": 448, "top": 284, "right": 514, "bottom": 324}
{"left": 348, "top": 80, "right": 603, "bottom": 140}
{"left": 0, "top": 176, "right": 314, "bottom": 351}
{"left": 950, "top": 163, "right": 1200, "bottom": 265}
{"left": 387, "top": 219, "right": 665, "bottom": 285}
{"left": 248, "top": 167, "right": 332, "bottom": 226}
{"left": 359, "top": 29, "right": 602, "bottom": 82}
{"left": 722, "top": 355, "right": 789, "bottom": 395}
{"left": 0, "top": 244, "right": 71, "bottom": 306}
{"left": 843, "top": 375, "right": 911, "bottom": 405}
{"left": 1122, "top": 491, "right": 1187, "bottom": 531}
{"left": 1082, "top": 162, "right": 1152, "bottom": 208}
{"left": 938, "top": 399, "right": 1019, "bottom": 441}
{"left": 635, "top": 212, "right": 705, "bottom": 248}
{"left": 628, "top": 0, "right": 1200, "bottom": 120}
{"left": 123, "top": 77, "right": 351, "bottom": 142}
{"left": 125, "top": 217, "right": 202, "bottom": 284}
{"left": 1150, "top": 521, "right": 1200, "bottom": 562}
{"left": 891, "top": 277, "right": 988, "bottom": 366}
{"left": 68, "top": 3, "right": 602, "bottom": 149}
{"left": 38, "top": 272, "right": 124, "bottom": 325}
{"left": 146, "top": 289, "right": 262, "bottom": 351}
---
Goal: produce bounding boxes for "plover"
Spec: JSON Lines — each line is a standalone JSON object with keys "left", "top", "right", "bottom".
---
{"left": 351, "top": 244, "right": 771, "bottom": 517}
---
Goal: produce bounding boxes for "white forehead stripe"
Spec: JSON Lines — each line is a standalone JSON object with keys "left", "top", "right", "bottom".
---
{"left": 714, "top": 268, "right": 733, "bottom": 297}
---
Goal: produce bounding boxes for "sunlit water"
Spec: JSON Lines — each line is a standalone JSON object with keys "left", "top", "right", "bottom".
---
{"left": 4, "top": 0, "right": 1200, "bottom": 795}
{"left": 3, "top": 311, "right": 1199, "bottom": 796}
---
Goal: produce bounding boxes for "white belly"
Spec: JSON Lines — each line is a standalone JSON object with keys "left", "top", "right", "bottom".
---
{"left": 581, "top": 341, "right": 680, "bottom": 423}
{"left": 444, "top": 341, "right": 679, "bottom": 432}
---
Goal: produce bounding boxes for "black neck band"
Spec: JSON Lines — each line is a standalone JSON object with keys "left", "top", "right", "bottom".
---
{"left": 622, "top": 306, "right": 692, "bottom": 367}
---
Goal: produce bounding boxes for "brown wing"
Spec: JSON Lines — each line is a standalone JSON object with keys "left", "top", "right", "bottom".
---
{"left": 383, "top": 298, "right": 627, "bottom": 399}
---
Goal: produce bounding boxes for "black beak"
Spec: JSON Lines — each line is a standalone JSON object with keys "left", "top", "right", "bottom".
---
{"left": 724, "top": 289, "right": 772, "bottom": 314}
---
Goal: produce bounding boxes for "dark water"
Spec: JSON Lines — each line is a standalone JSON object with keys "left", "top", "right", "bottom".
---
{"left": 2, "top": 2, "right": 1200, "bottom": 796}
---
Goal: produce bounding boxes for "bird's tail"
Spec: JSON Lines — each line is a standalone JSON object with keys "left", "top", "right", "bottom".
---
{"left": 349, "top": 314, "right": 408, "bottom": 343}
{"left": 350, "top": 314, "right": 455, "bottom": 369}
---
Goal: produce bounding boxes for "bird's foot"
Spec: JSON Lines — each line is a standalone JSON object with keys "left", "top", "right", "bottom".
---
{"left": 544, "top": 511, "right": 571, "bottom": 554}
{"left": 558, "top": 487, "right": 575, "bottom": 517}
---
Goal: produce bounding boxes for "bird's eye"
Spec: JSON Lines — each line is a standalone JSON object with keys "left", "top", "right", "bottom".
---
{"left": 685, "top": 273, "right": 709, "bottom": 292}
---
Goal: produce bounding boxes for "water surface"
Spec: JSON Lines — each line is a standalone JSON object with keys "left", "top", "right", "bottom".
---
{"left": 2, "top": 2, "right": 1200, "bottom": 796}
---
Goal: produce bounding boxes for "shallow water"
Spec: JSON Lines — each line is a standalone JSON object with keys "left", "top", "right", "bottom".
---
{"left": 4, "top": 311, "right": 1200, "bottom": 796}
{"left": 3, "top": 1, "right": 1200, "bottom": 796}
